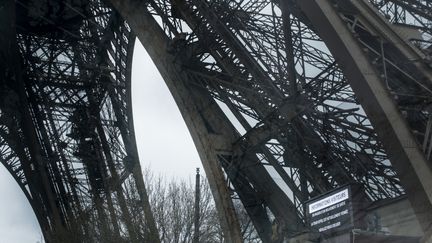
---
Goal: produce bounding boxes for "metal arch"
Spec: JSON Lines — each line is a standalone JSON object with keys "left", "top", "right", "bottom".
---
{"left": 108, "top": 1, "right": 245, "bottom": 242}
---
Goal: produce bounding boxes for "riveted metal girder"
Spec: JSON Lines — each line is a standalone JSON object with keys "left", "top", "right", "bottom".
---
{"left": 108, "top": 1, "right": 245, "bottom": 242}
{"left": 292, "top": 0, "right": 432, "bottom": 239}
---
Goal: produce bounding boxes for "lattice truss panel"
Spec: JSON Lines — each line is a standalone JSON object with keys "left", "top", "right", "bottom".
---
{"left": 135, "top": 0, "right": 431, "bottom": 224}
{"left": 0, "top": 0, "right": 154, "bottom": 241}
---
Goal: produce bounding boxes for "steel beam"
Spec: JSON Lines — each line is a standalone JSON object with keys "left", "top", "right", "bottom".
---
{"left": 108, "top": 0, "right": 243, "bottom": 241}
{"left": 294, "top": 0, "right": 432, "bottom": 239}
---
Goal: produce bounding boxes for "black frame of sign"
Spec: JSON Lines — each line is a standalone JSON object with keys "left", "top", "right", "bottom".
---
{"left": 305, "top": 183, "right": 368, "bottom": 237}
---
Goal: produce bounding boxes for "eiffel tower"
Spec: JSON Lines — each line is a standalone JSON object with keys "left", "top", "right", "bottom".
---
{"left": 1, "top": 0, "right": 432, "bottom": 242}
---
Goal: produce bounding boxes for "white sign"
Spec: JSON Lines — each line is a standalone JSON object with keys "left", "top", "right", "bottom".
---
{"left": 308, "top": 188, "right": 349, "bottom": 214}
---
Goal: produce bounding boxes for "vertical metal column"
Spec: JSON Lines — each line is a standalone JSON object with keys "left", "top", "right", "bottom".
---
{"left": 193, "top": 168, "right": 200, "bottom": 243}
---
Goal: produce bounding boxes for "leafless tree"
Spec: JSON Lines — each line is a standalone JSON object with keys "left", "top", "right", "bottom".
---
{"left": 143, "top": 168, "right": 260, "bottom": 243}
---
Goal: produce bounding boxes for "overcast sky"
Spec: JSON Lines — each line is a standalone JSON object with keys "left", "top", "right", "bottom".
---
{"left": 0, "top": 40, "right": 201, "bottom": 242}
{"left": 131, "top": 41, "right": 202, "bottom": 180}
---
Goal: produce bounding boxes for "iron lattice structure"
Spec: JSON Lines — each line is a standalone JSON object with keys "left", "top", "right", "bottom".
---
{"left": 1, "top": 0, "right": 158, "bottom": 242}
{"left": 1, "top": 0, "right": 432, "bottom": 242}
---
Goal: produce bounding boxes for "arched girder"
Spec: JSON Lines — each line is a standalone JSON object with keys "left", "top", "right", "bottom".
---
{"left": 108, "top": 1, "right": 244, "bottom": 241}
{"left": 110, "top": 1, "right": 308, "bottom": 242}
